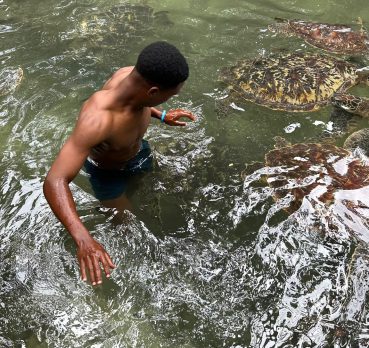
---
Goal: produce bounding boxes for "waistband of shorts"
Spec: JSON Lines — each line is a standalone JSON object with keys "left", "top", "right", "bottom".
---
{"left": 86, "top": 140, "right": 149, "bottom": 170}
{"left": 85, "top": 156, "right": 128, "bottom": 172}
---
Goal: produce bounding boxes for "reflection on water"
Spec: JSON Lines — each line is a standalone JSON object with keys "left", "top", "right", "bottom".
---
{"left": 2, "top": 0, "right": 369, "bottom": 347}
{"left": 229, "top": 157, "right": 369, "bottom": 346}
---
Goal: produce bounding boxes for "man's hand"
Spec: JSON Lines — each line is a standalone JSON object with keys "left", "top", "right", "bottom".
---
{"left": 76, "top": 237, "right": 116, "bottom": 285}
{"left": 164, "top": 109, "right": 196, "bottom": 126}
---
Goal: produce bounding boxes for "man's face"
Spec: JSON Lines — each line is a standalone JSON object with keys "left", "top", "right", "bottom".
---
{"left": 147, "top": 82, "right": 184, "bottom": 106}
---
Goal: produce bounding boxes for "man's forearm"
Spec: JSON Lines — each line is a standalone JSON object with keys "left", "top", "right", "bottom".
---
{"left": 150, "top": 107, "right": 162, "bottom": 119}
{"left": 43, "top": 177, "right": 92, "bottom": 244}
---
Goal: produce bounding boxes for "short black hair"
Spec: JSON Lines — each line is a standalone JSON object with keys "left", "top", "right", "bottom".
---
{"left": 135, "top": 41, "right": 189, "bottom": 89}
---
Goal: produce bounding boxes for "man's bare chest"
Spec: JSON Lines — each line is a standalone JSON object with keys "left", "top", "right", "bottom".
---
{"left": 108, "top": 112, "right": 151, "bottom": 150}
{"left": 90, "top": 111, "right": 151, "bottom": 164}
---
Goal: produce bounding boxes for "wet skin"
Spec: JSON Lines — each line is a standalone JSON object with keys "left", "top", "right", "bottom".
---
{"left": 43, "top": 66, "right": 196, "bottom": 285}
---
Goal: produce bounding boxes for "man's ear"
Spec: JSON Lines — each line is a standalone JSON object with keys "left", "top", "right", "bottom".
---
{"left": 147, "top": 86, "right": 159, "bottom": 96}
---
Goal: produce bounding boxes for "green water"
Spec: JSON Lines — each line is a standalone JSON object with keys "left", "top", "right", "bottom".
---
{"left": 2, "top": 0, "right": 369, "bottom": 347}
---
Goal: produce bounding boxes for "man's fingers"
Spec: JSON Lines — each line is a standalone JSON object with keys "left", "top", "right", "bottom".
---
{"left": 86, "top": 256, "right": 96, "bottom": 285}
{"left": 101, "top": 254, "right": 112, "bottom": 278}
{"left": 183, "top": 113, "right": 196, "bottom": 121}
{"left": 79, "top": 258, "right": 87, "bottom": 282}
{"left": 169, "top": 110, "right": 196, "bottom": 120}
{"left": 92, "top": 255, "right": 103, "bottom": 285}
{"left": 77, "top": 241, "right": 115, "bottom": 285}
{"left": 104, "top": 252, "right": 116, "bottom": 269}
{"left": 176, "top": 121, "right": 187, "bottom": 126}
{"left": 175, "top": 112, "right": 196, "bottom": 121}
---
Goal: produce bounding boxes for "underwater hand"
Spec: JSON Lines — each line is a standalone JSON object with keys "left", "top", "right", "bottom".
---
{"left": 77, "top": 237, "right": 116, "bottom": 285}
{"left": 164, "top": 109, "right": 196, "bottom": 126}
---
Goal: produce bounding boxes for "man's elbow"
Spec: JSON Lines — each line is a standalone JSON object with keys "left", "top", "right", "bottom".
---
{"left": 43, "top": 172, "right": 69, "bottom": 198}
{"left": 43, "top": 172, "right": 55, "bottom": 199}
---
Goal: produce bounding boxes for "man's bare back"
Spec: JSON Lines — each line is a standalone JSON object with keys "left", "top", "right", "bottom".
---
{"left": 43, "top": 41, "right": 195, "bottom": 285}
{"left": 78, "top": 66, "right": 151, "bottom": 169}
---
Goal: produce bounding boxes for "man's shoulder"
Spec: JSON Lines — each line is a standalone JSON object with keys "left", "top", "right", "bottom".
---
{"left": 114, "top": 66, "right": 135, "bottom": 75}
{"left": 77, "top": 95, "right": 114, "bottom": 131}
{"left": 102, "top": 66, "right": 134, "bottom": 90}
{"left": 81, "top": 91, "right": 112, "bottom": 114}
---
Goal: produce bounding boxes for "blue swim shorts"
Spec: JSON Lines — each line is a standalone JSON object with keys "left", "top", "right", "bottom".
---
{"left": 83, "top": 140, "right": 153, "bottom": 201}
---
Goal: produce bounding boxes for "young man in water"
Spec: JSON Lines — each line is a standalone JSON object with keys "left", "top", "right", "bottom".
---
{"left": 43, "top": 41, "right": 196, "bottom": 285}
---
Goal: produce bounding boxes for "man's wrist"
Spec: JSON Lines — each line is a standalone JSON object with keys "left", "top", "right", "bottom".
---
{"left": 72, "top": 229, "right": 94, "bottom": 247}
{"left": 160, "top": 110, "right": 167, "bottom": 123}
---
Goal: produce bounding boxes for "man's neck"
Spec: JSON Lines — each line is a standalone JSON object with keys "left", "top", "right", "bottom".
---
{"left": 111, "top": 74, "right": 148, "bottom": 111}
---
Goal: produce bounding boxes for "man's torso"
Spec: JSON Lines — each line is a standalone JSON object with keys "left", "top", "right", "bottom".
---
{"left": 79, "top": 67, "right": 151, "bottom": 170}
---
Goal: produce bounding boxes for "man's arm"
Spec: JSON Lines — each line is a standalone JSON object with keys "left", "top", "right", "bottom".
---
{"left": 150, "top": 107, "right": 162, "bottom": 120}
{"left": 43, "top": 111, "right": 115, "bottom": 285}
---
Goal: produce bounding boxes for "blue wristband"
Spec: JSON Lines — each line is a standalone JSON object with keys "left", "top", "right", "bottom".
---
{"left": 160, "top": 110, "right": 167, "bottom": 123}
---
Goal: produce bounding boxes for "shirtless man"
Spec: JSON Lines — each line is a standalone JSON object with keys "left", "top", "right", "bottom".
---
{"left": 43, "top": 41, "right": 196, "bottom": 285}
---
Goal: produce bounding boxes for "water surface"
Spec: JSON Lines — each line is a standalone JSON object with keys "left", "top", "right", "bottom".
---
{"left": 1, "top": 0, "right": 369, "bottom": 347}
